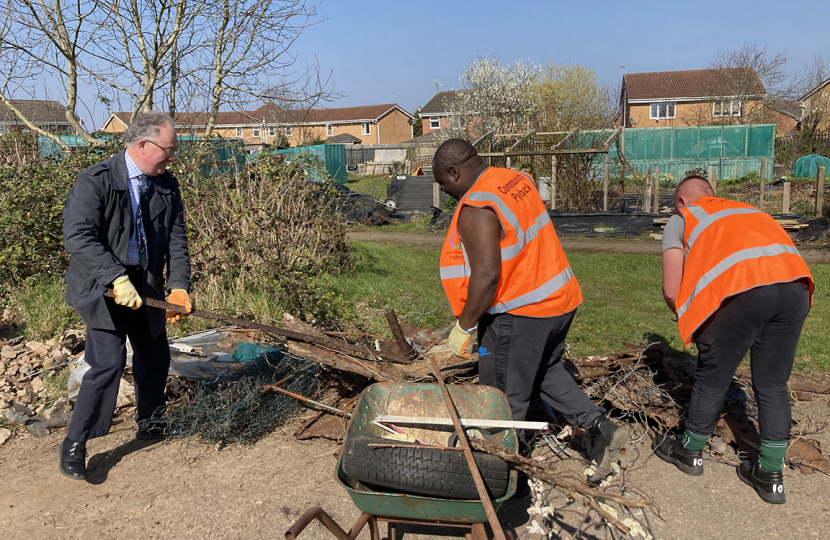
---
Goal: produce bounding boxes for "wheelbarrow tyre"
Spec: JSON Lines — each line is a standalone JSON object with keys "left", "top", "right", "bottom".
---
{"left": 341, "top": 436, "right": 510, "bottom": 500}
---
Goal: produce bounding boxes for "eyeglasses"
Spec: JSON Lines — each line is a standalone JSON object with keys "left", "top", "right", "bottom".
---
{"left": 144, "top": 139, "right": 177, "bottom": 157}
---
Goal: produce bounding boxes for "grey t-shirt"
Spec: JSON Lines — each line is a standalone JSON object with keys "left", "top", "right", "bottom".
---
{"left": 661, "top": 214, "right": 685, "bottom": 252}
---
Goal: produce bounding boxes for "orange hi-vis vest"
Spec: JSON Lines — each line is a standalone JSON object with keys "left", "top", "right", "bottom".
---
{"left": 675, "top": 196, "right": 814, "bottom": 347}
{"left": 439, "top": 167, "right": 582, "bottom": 318}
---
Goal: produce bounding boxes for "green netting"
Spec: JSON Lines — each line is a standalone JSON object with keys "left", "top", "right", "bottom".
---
{"left": 608, "top": 124, "right": 775, "bottom": 162}
{"left": 791, "top": 154, "right": 830, "bottom": 179}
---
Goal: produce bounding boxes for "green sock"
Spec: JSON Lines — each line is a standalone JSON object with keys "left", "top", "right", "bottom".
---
{"left": 680, "top": 429, "right": 709, "bottom": 451}
{"left": 758, "top": 440, "right": 788, "bottom": 472}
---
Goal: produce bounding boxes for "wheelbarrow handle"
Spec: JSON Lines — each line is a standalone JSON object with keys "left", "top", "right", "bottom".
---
{"left": 285, "top": 507, "right": 378, "bottom": 540}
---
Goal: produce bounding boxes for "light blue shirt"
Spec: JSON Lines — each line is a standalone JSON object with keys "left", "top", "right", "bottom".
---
{"left": 124, "top": 152, "right": 147, "bottom": 266}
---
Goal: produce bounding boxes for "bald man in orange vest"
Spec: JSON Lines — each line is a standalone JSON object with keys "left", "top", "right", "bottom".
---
{"left": 656, "top": 175, "right": 813, "bottom": 504}
{"left": 433, "top": 138, "right": 629, "bottom": 484}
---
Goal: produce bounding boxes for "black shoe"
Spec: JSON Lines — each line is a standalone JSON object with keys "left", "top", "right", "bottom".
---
{"left": 136, "top": 422, "right": 185, "bottom": 441}
{"left": 584, "top": 417, "right": 630, "bottom": 481}
{"left": 653, "top": 433, "right": 704, "bottom": 476}
{"left": 737, "top": 461, "right": 786, "bottom": 504}
{"left": 59, "top": 438, "right": 87, "bottom": 480}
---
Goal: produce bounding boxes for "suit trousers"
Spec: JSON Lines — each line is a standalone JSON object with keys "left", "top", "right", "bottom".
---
{"left": 67, "top": 268, "right": 171, "bottom": 442}
{"left": 478, "top": 310, "right": 605, "bottom": 427}
{"left": 685, "top": 281, "right": 811, "bottom": 441}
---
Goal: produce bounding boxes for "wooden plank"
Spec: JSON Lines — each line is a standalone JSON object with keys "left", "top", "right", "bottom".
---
{"left": 603, "top": 152, "right": 609, "bottom": 211}
{"left": 375, "top": 415, "right": 549, "bottom": 431}
{"left": 817, "top": 166, "right": 825, "bottom": 218}
{"left": 783, "top": 182, "right": 791, "bottom": 213}
{"left": 760, "top": 157, "right": 766, "bottom": 210}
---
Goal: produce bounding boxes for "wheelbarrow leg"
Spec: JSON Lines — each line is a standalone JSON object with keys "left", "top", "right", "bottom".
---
{"left": 285, "top": 507, "right": 378, "bottom": 540}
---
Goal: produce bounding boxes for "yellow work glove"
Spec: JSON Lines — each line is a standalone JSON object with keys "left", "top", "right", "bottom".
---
{"left": 166, "top": 289, "right": 191, "bottom": 323}
{"left": 112, "top": 275, "right": 142, "bottom": 309}
{"left": 448, "top": 320, "right": 477, "bottom": 359}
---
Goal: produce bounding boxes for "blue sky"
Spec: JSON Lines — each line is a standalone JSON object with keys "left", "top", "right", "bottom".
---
{"left": 289, "top": 0, "right": 830, "bottom": 115}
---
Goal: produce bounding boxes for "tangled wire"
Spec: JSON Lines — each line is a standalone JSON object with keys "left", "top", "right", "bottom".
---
{"left": 165, "top": 350, "right": 321, "bottom": 447}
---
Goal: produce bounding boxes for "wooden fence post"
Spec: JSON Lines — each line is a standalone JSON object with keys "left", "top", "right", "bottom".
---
{"left": 653, "top": 166, "right": 660, "bottom": 213}
{"left": 707, "top": 165, "right": 714, "bottom": 191}
{"left": 783, "top": 181, "right": 791, "bottom": 213}
{"left": 711, "top": 171, "right": 718, "bottom": 194}
{"left": 433, "top": 182, "right": 441, "bottom": 209}
{"left": 759, "top": 157, "right": 766, "bottom": 210}
{"left": 817, "top": 166, "right": 826, "bottom": 218}
{"left": 603, "top": 153, "right": 609, "bottom": 211}
{"left": 644, "top": 167, "right": 652, "bottom": 213}
{"left": 551, "top": 155, "right": 557, "bottom": 210}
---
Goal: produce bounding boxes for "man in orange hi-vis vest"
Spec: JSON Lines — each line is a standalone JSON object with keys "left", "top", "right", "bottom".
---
{"left": 433, "top": 139, "right": 629, "bottom": 486}
{"left": 656, "top": 175, "right": 813, "bottom": 505}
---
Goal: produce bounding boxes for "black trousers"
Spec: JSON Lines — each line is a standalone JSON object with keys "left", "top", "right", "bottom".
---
{"left": 67, "top": 268, "right": 171, "bottom": 442}
{"left": 478, "top": 310, "right": 605, "bottom": 427}
{"left": 686, "top": 281, "right": 811, "bottom": 441}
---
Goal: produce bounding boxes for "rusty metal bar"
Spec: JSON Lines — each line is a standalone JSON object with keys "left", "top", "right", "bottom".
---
{"left": 384, "top": 309, "right": 415, "bottom": 363}
{"left": 429, "top": 360, "right": 508, "bottom": 540}
{"left": 285, "top": 508, "right": 378, "bottom": 540}
{"left": 103, "top": 290, "right": 406, "bottom": 364}
{"left": 472, "top": 130, "right": 496, "bottom": 149}
{"left": 508, "top": 130, "right": 536, "bottom": 151}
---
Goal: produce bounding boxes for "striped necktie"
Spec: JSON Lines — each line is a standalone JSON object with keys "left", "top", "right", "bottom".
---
{"left": 136, "top": 174, "right": 150, "bottom": 269}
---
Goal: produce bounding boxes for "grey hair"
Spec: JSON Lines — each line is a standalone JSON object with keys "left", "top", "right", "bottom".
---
{"left": 123, "top": 112, "right": 176, "bottom": 147}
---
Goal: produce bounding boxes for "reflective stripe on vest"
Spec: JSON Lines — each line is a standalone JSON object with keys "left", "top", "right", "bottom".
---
{"left": 465, "top": 191, "right": 551, "bottom": 262}
{"left": 488, "top": 266, "right": 575, "bottom": 314}
{"left": 683, "top": 205, "right": 762, "bottom": 257}
{"left": 676, "top": 243, "right": 801, "bottom": 318}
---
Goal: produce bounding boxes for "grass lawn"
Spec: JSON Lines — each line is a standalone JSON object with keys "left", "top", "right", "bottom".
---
{"left": 335, "top": 241, "right": 830, "bottom": 373}
{"left": 344, "top": 175, "right": 391, "bottom": 199}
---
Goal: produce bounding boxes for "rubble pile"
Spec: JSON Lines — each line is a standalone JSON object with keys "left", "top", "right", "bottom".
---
{"left": 0, "top": 332, "right": 85, "bottom": 441}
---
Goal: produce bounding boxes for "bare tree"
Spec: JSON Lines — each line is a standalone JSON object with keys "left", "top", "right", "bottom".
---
{"left": 709, "top": 43, "right": 791, "bottom": 124}
{"left": 439, "top": 54, "right": 541, "bottom": 142}
{"left": 798, "top": 55, "right": 830, "bottom": 134}
{"left": 0, "top": 0, "right": 102, "bottom": 149}
{"left": 201, "top": 0, "right": 329, "bottom": 137}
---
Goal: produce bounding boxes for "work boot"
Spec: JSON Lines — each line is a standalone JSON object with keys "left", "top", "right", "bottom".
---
{"left": 59, "top": 437, "right": 87, "bottom": 480}
{"left": 737, "top": 460, "right": 786, "bottom": 504}
{"left": 584, "top": 417, "right": 630, "bottom": 482}
{"left": 653, "top": 433, "right": 704, "bottom": 476}
{"left": 136, "top": 421, "right": 186, "bottom": 441}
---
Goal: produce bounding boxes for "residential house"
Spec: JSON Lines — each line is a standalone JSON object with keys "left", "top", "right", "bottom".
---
{"left": 0, "top": 99, "right": 75, "bottom": 135}
{"left": 418, "top": 90, "right": 466, "bottom": 136}
{"left": 799, "top": 77, "right": 830, "bottom": 132}
{"left": 618, "top": 68, "right": 767, "bottom": 128}
{"left": 765, "top": 100, "right": 803, "bottom": 133}
{"left": 102, "top": 103, "right": 414, "bottom": 151}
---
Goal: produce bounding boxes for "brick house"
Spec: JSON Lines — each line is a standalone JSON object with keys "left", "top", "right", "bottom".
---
{"left": 799, "top": 77, "right": 830, "bottom": 132}
{"left": 0, "top": 100, "right": 75, "bottom": 135}
{"left": 102, "top": 103, "right": 414, "bottom": 151}
{"left": 618, "top": 68, "right": 768, "bottom": 128}
{"left": 418, "top": 90, "right": 466, "bottom": 136}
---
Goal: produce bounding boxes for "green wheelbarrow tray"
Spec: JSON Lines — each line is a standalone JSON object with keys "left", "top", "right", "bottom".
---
{"left": 336, "top": 382, "right": 518, "bottom": 523}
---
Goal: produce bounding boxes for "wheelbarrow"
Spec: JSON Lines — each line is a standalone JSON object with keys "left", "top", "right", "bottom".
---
{"left": 286, "top": 382, "right": 519, "bottom": 540}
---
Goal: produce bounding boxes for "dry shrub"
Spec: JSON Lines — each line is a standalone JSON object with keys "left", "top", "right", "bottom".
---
{"left": 178, "top": 150, "right": 349, "bottom": 322}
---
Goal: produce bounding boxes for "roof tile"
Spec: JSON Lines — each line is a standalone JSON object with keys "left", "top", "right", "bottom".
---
{"left": 624, "top": 68, "right": 766, "bottom": 101}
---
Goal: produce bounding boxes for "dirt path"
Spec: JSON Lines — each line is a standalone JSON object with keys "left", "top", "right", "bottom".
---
{"left": 2, "top": 399, "right": 829, "bottom": 540}
{"left": 347, "top": 232, "right": 830, "bottom": 263}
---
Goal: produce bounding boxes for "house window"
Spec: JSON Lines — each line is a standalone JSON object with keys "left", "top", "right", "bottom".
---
{"left": 649, "top": 102, "right": 675, "bottom": 120}
{"left": 236, "top": 127, "right": 243, "bottom": 137}
{"left": 326, "top": 124, "right": 333, "bottom": 137}
{"left": 268, "top": 126, "right": 275, "bottom": 137}
{"left": 252, "top": 126, "right": 260, "bottom": 138}
{"left": 429, "top": 117, "right": 440, "bottom": 129}
{"left": 361, "top": 122, "right": 370, "bottom": 136}
{"left": 713, "top": 99, "right": 741, "bottom": 117}
{"left": 285, "top": 126, "right": 293, "bottom": 136}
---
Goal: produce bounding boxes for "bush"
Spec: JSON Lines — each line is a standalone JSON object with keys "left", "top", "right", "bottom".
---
{"left": 178, "top": 150, "right": 350, "bottom": 322}
{"left": 0, "top": 146, "right": 114, "bottom": 292}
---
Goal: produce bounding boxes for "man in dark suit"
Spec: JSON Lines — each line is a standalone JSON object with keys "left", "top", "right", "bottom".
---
{"left": 60, "top": 112, "right": 192, "bottom": 480}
